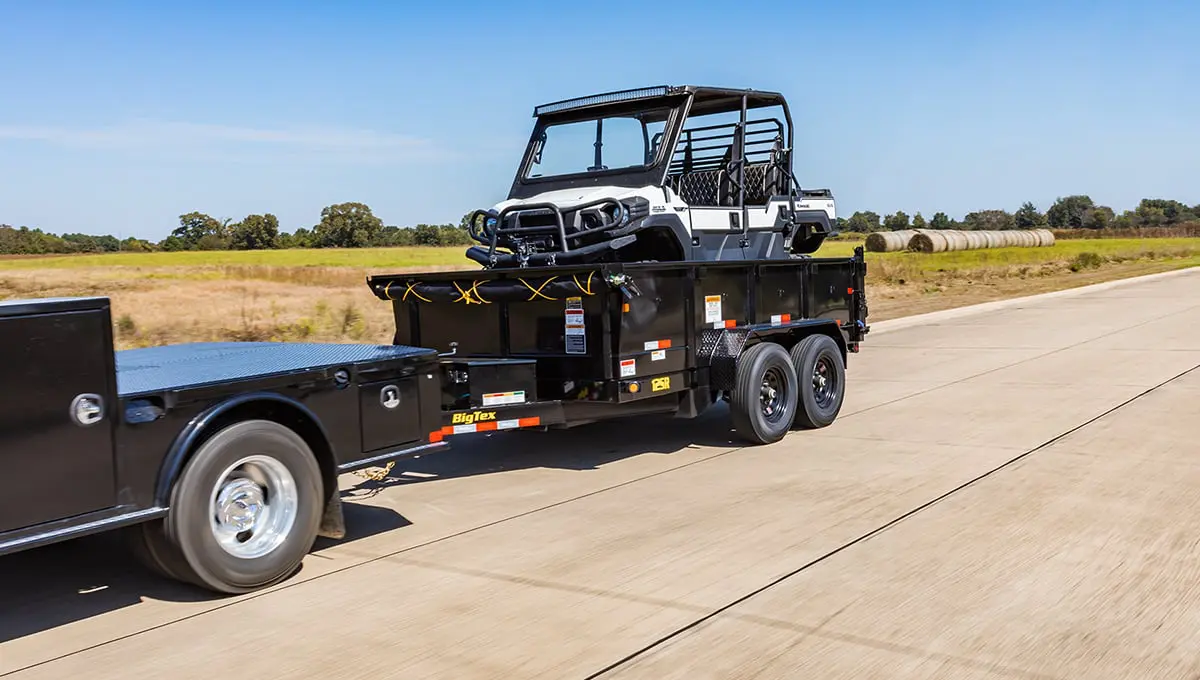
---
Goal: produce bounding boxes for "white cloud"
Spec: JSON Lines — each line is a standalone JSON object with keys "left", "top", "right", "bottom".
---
{"left": 0, "top": 119, "right": 446, "bottom": 163}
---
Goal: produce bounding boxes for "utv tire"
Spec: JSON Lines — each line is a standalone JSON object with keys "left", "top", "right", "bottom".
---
{"left": 148, "top": 420, "right": 323, "bottom": 594}
{"left": 789, "top": 334, "right": 846, "bottom": 429}
{"left": 730, "top": 342, "right": 799, "bottom": 445}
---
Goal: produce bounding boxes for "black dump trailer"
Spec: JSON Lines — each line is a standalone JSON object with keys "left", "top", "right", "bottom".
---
{"left": 0, "top": 249, "right": 867, "bottom": 595}
{"left": 369, "top": 248, "right": 869, "bottom": 445}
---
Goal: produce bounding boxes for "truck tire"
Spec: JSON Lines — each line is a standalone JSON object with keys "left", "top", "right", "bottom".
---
{"left": 789, "top": 334, "right": 845, "bottom": 429}
{"left": 159, "top": 420, "right": 323, "bottom": 594}
{"left": 730, "top": 342, "right": 799, "bottom": 445}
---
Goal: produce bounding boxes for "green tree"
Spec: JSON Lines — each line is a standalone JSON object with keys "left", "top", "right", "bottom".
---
{"left": 883, "top": 211, "right": 910, "bottom": 231}
{"left": 1046, "top": 195, "right": 1094, "bottom": 229}
{"left": 230, "top": 213, "right": 281, "bottom": 250}
{"left": 963, "top": 209, "right": 1015, "bottom": 231}
{"left": 120, "top": 236, "right": 155, "bottom": 252}
{"left": 279, "top": 227, "right": 316, "bottom": 249}
{"left": 438, "top": 224, "right": 472, "bottom": 246}
{"left": 312, "top": 202, "right": 384, "bottom": 248}
{"left": 1082, "top": 205, "right": 1115, "bottom": 229}
{"left": 1137, "top": 198, "right": 1192, "bottom": 224}
{"left": 1013, "top": 202, "right": 1048, "bottom": 230}
{"left": 929, "top": 212, "right": 953, "bottom": 230}
{"left": 846, "top": 211, "right": 881, "bottom": 233}
{"left": 409, "top": 224, "right": 442, "bottom": 246}
{"left": 911, "top": 212, "right": 927, "bottom": 230}
{"left": 1112, "top": 211, "right": 1138, "bottom": 229}
{"left": 159, "top": 234, "right": 191, "bottom": 251}
{"left": 171, "top": 211, "right": 226, "bottom": 247}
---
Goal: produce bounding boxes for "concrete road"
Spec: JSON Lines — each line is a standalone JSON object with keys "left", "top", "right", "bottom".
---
{"left": 3, "top": 268, "right": 1198, "bottom": 679}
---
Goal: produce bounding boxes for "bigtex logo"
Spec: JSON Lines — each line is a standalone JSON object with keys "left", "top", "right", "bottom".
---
{"left": 451, "top": 411, "right": 497, "bottom": 425}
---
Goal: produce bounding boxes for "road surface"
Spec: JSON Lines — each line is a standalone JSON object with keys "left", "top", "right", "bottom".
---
{"left": 2, "top": 268, "right": 1198, "bottom": 679}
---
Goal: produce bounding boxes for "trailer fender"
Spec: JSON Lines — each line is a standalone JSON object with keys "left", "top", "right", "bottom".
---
{"left": 155, "top": 392, "right": 345, "bottom": 540}
{"left": 699, "top": 319, "right": 846, "bottom": 392}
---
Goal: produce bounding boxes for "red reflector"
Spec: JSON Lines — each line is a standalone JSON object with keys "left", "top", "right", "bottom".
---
{"left": 430, "top": 431, "right": 444, "bottom": 443}
{"left": 518, "top": 417, "right": 541, "bottom": 428}
{"left": 847, "top": 287, "right": 854, "bottom": 294}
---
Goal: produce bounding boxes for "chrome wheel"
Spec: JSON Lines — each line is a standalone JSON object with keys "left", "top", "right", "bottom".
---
{"left": 209, "top": 455, "right": 298, "bottom": 560}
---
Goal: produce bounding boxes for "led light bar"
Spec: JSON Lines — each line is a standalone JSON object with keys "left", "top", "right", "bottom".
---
{"left": 533, "top": 86, "right": 674, "bottom": 117}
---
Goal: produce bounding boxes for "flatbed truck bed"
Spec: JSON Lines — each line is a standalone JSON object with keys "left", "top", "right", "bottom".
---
{"left": 0, "top": 249, "right": 868, "bottom": 594}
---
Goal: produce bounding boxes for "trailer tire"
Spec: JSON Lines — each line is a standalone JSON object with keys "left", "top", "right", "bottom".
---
{"left": 730, "top": 342, "right": 799, "bottom": 445}
{"left": 789, "top": 334, "right": 845, "bottom": 429}
{"left": 161, "top": 420, "right": 323, "bottom": 594}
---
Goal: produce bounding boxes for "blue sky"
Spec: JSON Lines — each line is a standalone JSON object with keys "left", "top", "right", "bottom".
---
{"left": 1, "top": 0, "right": 1197, "bottom": 240}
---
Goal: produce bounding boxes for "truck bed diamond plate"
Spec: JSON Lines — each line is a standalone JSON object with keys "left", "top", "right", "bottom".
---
{"left": 115, "top": 342, "right": 434, "bottom": 396}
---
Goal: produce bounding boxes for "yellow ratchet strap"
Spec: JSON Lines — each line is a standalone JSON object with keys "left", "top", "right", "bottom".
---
{"left": 519, "top": 276, "right": 559, "bottom": 301}
{"left": 401, "top": 282, "right": 432, "bottom": 303}
{"left": 467, "top": 280, "right": 491, "bottom": 304}
{"left": 572, "top": 271, "right": 595, "bottom": 295}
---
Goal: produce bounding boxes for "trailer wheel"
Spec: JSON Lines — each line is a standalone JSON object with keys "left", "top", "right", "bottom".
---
{"left": 789, "top": 334, "right": 845, "bottom": 429}
{"left": 730, "top": 342, "right": 799, "bottom": 445}
{"left": 160, "top": 420, "right": 323, "bottom": 594}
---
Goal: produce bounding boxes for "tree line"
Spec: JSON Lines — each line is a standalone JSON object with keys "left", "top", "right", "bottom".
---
{"left": 2, "top": 195, "right": 1198, "bottom": 256}
{"left": 0, "top": 202, "right": 477, "bottom": 255}
{"left": 838, "top": 196, "right": 1200, "bottom": 233}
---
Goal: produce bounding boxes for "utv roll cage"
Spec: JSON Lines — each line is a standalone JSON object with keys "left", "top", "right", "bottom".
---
{"left": 466, "top": 85, "right": 823, "bottom": 269}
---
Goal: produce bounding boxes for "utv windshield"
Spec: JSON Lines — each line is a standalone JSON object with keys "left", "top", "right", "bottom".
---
{"left": 524, "top": 110, "right": 670, "bottom": 180}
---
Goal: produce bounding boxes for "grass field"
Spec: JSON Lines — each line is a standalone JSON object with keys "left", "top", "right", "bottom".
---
{"left": 1, "top": 239, "right": 1197, "bottom": 349}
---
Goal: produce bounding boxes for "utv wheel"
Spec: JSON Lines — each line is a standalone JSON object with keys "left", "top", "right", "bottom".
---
{"left": 157, "top": 420, "right": 323, "bottom": 594}
{"left": 730, "top": 342, "right": 799, "bottom": 445}
{"left": 789, "top": 334, "right": 846, "bottom": 429}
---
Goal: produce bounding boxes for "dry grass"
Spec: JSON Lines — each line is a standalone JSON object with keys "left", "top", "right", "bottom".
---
{"left": 1, "top": 240, "right": 1197, "bottom": 348}
{"left": 860, "top": 239, "right": 1200, "bottom": 320}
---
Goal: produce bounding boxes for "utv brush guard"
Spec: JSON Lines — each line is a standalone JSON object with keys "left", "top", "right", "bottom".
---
{"left": 465, "top": 197, "right": 646, "bottom": 268}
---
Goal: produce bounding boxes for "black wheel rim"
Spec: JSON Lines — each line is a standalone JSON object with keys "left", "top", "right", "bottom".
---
{"left": 812, "top": 354, "right": 838, "bottom": 409}
{"left": 760, "top": 366, "right": 789, "bottom": 422}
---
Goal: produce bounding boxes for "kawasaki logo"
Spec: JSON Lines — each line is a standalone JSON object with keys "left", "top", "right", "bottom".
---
{"left": 451, "top": 411, "right": 497, "bottom": 425}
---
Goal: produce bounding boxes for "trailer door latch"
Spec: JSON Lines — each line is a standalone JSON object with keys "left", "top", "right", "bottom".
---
{"left": 379, "top": 385, "right": 402, "bottom": 410}
{"left": 70, "top": 394, "right": 105, "bottom": 427}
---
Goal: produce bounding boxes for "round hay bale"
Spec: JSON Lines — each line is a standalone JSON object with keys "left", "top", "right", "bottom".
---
{"left": 1035, "top": 228, "right": 1055, "bottom": 246}
{"left": 865, "top": 230, "right": 918, "bottom": 253}
{"left": 910, "top": 230, "right": 950, "bottom": 253}
{"left": 981, "top": 231, "right": 999, "bottom": 248}
{"left": 944, "top": 230, "right": 970, "bottom": 251}
{"left": 964, "top": 232, "right": 983, "bottom": 249}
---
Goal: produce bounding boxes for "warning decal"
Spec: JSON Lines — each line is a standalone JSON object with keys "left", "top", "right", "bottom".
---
{"left": 704, "top": 295, "right": 722, "bottom": 324}
{"left": 482, "top": 391, "right": 526, "bottom": 407}
{"left": 565, "top": 299, "right": 586, "bottom": 354}
{"left": 620, "top": 358, "right": 636, "bottom": 377}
